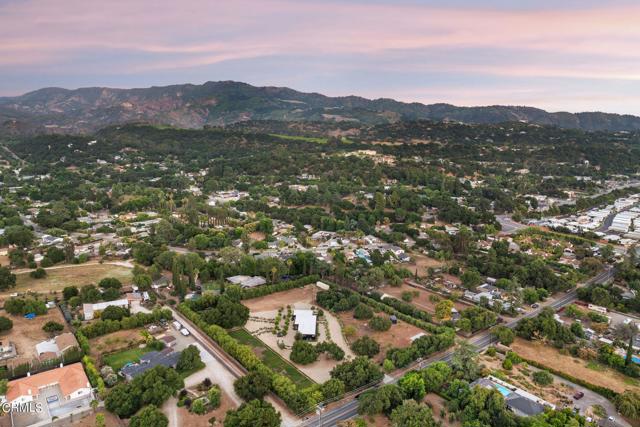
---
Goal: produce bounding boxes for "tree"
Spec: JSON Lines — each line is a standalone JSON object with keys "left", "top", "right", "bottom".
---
{"left": 532, "top": 370, "right": 553, "bottom": 386}
{"left": 357, "top": 384, "right": 403, "bottom": 416}
{"left": 450, "top": 341, "right": 480, "bottom": 381}
{"left": 615, "top": 390, "right": 640, "bottom": 420}
{"left": 129, "top": 405, "right": 168, "bottom": 427}
{"left": 4, "top": 226, "right": 34, "bottom": 247}
{"left": 0, "top": 267, "right": 17, "bottom": 291}
{"left": 105, "top": 366, "right": 183, "bottom": 418}
{"left": 369, "top": 316, "right": 392, "bottom": 331}
{"left": 290, "top": 340, "right": 318, "bottom": 364}
{"left": 435, "top": 299, "right": 454, "bottom": 321}
{"left": 208, "top": 384, "right": 222, "bottom": 409}
{"left": 389, "top": 400, "right": 437, "bottom": 427}
{"left": 223, "top": 399, "right": 281, "bottom": 427}
{"left": 29, "top": 268, "right": 47, "bottom": 279}
{"left": 63, "top": 285, "right": 79, "bottom": 300}
{"left": 191, "top": 398, "right": 206, "bottom": 415}
{"left": 351, "top": 336, "right": 380, "bottom": 357}
{"left": 0, "top": 316, "right": 13, "bottom": 332}
{"left": 320, "top": 378, "right": 345, "bottom": 400}
{"left": 461, "top": 269, "right": 482, "bottom": 290}
{"left": 99, "top": 277, "right": 122, "bottom": 290}
{"left": 353, "top": 303, "right": 374, "bottom": 320}
{"left": 398, "top": 372, "right": 426, "bottom": 401}
{"left": 101, "top": 305, "right": 130, "bottom": 321}
{"left": 491, "top": 326, "right": 515, "bottom": 346}
{"left": 234, "top": 370, "right": 271, "bottom": 401}
{"left": 176, "top": 345, "right": 202, "bottom": 373}
{"left": 421, "top": 361, "right": 451, "bottom": 392}
{"left": 330, "top": 357, "right": 383, "bottom": 391}
{"left": 42, "top": 321, "right": 64, "bottom": 334}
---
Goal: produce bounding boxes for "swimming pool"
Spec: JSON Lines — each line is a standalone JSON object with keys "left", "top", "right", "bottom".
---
{"left": 494, "top": 384, "right": 511, "bottom": 397}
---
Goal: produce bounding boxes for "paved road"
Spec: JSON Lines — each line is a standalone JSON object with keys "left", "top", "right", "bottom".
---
{"left": 299, "top": 268, "right": 615, "bottom": 427}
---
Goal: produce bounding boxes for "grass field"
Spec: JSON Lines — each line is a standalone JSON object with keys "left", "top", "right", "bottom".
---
{"left": 103, "top": 345, "right": 151, "bottom": 371}
{"left": 11, "top": 263, "right": 132, "bottom": 296}
{"left": 228, "top": 328, "right": 315, "bottom": 388}
{"left": 269, "top": 133, "right": 328, "bottom": 144}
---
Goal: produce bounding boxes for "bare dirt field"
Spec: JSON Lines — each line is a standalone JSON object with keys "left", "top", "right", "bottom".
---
{"left": 242, "top": 285, "right": 318, "bottom": 312}
{"left": 176, "top": 390, "right": 237, "bottom": 427}
{"left": 424, "top": 393, "right": 459, "bottom": 427}
{"left": 9, "top": 263, "right": 132, "bottom": 296}
{"left": 511, "top": 338, "right": 640, "bottom": 394}
{"left": 89, "top": 328, "right": 146, "bottom": 361}
{"left": 337, "top": 309, "right": 424, "bottom": 363}
{"left": 379, "top": 284, "right": 471, "bottom": 315}
{"left": 0, "top": 307, "right": 70, "bottom": 365}
{"left": 404, "top": 253, "right": 443, "bottom": 277}
{"left": 243, "top": 285, "right": 354, "bottom": 383}
{"left": 71, "top": 408, "right": 124, "bottom": 427}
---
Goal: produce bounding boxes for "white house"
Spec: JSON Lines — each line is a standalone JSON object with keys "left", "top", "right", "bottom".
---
{"left": 83, "top": 299, "right": 129, "bottom": 320}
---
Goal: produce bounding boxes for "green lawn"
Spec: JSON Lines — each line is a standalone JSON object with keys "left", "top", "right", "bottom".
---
{"left": 103, "top": 346, "right": 150, "bottom": 371}
{"left": 179, "top": 361, "right": 206, "bottom": 379}
{"left": 228, "top": 328, "right": 315, "bottom": 388}
{"left": 268, "top": 133, "right": 327, "bottom": 144}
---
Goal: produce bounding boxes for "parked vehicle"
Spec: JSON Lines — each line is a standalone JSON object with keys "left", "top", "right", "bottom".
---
{"left": 180, "top": 328, "right": 190, "bottom": 336}
{"left": 573, "top": 391, "right": 584, "bottom": 400}
{"left": 172, "top": 321, "right": 182, "bottom": 330}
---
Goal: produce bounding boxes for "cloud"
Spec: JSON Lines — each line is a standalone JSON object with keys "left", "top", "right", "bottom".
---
{"left": 0, "top": 0, "right": 639, "bottom": 112}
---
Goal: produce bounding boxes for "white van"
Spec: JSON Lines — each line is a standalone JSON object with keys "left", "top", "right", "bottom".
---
{"left": 180, "top": 328, "right": 190, "bottom": 336}
{"left": 172, "top": 321, "right": 182, "bottom": 330}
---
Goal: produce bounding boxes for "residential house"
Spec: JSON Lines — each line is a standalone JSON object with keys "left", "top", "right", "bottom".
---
{"left": 292, "top": 309, "right": 317, "bottom": 339}
{"left": 83, "top": 299, "right": 129, "bottom": 320}
{"left": 120, "top": 348, "right": 182, "bottom": 381}
{"left": 3, "top": 363, "right": 93, "bottom": 427}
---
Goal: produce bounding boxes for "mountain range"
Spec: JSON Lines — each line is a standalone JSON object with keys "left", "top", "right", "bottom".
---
{"left": 1, "top": 80, "right": 639, "bottom": 135}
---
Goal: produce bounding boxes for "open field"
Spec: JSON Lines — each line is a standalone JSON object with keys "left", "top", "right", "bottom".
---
{"left": 0, "top": 307, "right": 70, "bottom": 365}
{"left": 337, "top": 309, "right": 424, "bottom": 363}
{"left": 511, "top": 338, "right": 640, "bottom": 394}
{"left": 379, "top": 283, "right": 471, "bottom": 315}
{"left": 90, "top": 328, "right": 146, "bottom": 360}
{"left": 242, "top": 285, "right": 318, "bottom": 312}
{"left": 103, "top": 344, "right": 150, "bottom": 371}
{"left": 9, "top": 263, "right": 132, "bottom": 296}
{"left": 404, "top": 253, "right": 443, "bottom": 277}
{"left": 228, "top": 328, "right": 315, "bottom": 388}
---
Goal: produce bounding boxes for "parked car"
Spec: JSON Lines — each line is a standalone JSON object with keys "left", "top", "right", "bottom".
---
{"left": 180, "top": 328, "right": 190, "bottom": 336}
{"left": 573, "top": 391, "right": 584, "bottom": 400}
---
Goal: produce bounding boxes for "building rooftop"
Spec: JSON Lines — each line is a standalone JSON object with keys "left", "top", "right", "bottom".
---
{"left": 6, "top": 363, "right": 89, "bottom": 402}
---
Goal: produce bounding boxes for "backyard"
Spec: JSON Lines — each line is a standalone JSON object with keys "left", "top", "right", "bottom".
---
{"left": 0, "top": 306, "right": 71, "bottom": 364}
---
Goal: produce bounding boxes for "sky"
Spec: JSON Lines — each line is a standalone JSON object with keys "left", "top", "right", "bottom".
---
{"left": 1, "top": 0, "right": 639, "bottom": 114}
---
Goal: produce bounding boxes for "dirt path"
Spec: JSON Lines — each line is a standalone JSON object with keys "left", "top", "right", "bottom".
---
{"left": 162, "top": 397, "right": 180, "bottom": 427}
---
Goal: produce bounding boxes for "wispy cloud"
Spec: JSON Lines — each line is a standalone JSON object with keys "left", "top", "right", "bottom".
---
{"left": 0, "top": 0, "right": 638, "bottom": 113}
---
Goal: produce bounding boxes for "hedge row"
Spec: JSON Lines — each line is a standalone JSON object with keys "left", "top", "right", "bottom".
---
{"left": 386, "top": 329, "right": 456, "bottom": 369}
{"left": 82, "top": 355, "right": 106, "bottom": 396}
{"left": 515, "top": 353, "right": 618, "bottom": 400}
{"left": 240, "top": 275, "right": 319, "bottom": 300}
{"left": 79, "top": 308, "right": 173, "bottom": 339}
{"left": 178, "top": 303, "right": 318, "bottom": 413}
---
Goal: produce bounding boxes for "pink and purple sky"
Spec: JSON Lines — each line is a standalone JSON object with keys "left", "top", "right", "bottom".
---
{"left": 1, "top": 0, "right": 639, "bottom": 114}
